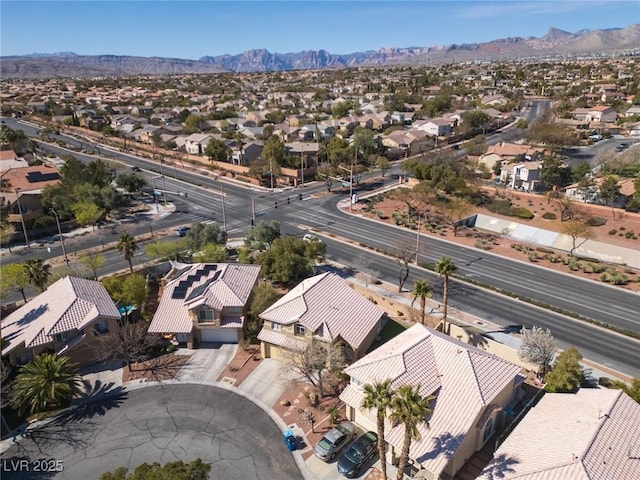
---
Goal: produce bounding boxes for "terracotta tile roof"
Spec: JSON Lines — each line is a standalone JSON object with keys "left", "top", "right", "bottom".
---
{"left": 1, "top": 276, "right": 120, "bottom": 356}
{"left": 341, "top": 324, "right": 522, "bottom": 477}
{"left": 479, "top": 389, "right": 640, "bottom": 480}
{"left": 148, "top": 263, "right": 261, "bottom": 334}
{"left": 259, "top": 273, "right": 384, "bottom": 351}
{"left": 257, "top": 328, "right": 308, "bottom": 351}
{"left": 0, "top": 165, "right": 61, "bottom": 193}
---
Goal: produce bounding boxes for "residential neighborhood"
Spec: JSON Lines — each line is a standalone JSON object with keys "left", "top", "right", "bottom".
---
{"left": 1, "top": 28, "right": 640, "bottom": 480}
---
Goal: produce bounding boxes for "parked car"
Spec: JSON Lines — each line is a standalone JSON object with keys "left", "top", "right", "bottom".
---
{"left": 313, "top": 421, "right": 357, "bottom": 462}
{"left": 337, "top": 431, "right": 378, "bottom": 478}
{"left": 176, "top": 226, "right": 190, "bottom": 237}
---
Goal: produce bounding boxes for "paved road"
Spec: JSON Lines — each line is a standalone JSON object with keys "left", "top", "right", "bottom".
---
{"left": 1, "top": 384, "right": 303, "bottom": 480}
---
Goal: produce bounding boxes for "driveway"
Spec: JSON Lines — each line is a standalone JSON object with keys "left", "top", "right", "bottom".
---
{"left": 238, "top": 358, "right": 298, "bottom": 407}
{"left": 174, "top": 343, "right": 237, "bottom": 383}
{"left": 1, "top": 384, "right": 302, "bottom": 480}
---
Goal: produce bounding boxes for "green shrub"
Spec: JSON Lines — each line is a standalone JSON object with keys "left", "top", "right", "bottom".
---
{"left": 486, "top": 198, "right": 513, "bottom": 216}
{"left": 608, "top": 229, "right": 617, "bottom": 235}
{"left": 625, "top": 231, "right": 634, "bottom": 239}
{"left": 541, "top": 212, "right": 557, "bottom": 220}
{"left": 536, "top": 247, "right": 555, "bottom": 254}
{"left": 586, "top": 216, "right": 607, "bottom": 227}
{"left": 510, "top": 207, "right": 534, "bottom": 219}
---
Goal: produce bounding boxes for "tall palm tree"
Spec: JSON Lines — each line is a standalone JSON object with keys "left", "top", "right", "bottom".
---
{"left": 11, "top": 353, "right": 81, "bottom": 415}
{"left": 411, "top": 279, "right": 432, "bottom": 325}
{"left": 434, "top": 257, "right": 457, "bottom": 335}
{"left": 23, "top": 257, "right": 51, "bottom": 292}
{"left": 362, "top": 380, "right": 395, "bottom": 480}
{"left": 117, "top": 233, "right": 138, "bottom": 273}
{"left": 389, "top": 385, "right": 434, "bottom": 480}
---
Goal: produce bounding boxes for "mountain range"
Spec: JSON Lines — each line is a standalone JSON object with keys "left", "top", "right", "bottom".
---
{"left": 1, "top": 24, "right": 639, "bottom": 79}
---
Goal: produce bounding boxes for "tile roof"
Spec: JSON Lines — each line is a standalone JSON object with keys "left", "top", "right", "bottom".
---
{"left": 0, "top": 165, "right": 61, "bottom": 193}
{"left": 259, "top": 273, "right": 384, "bottom": 351}
{"left": 1, "top": 276, "right": 120, "bottom": 356}
{"left": 148, "top": 263, "right": 261, "bottom": 334}
{"left": 479, "top": 389, "right": 640, "bottom": 480}
{"left": 257, "top": 328, "right": 308, "bottom": 351}
{"left": 340, "top": 324, "right": 522, "bottom": 477}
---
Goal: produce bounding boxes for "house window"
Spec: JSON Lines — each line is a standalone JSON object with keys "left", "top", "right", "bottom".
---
{"left": 351, "top": 377, "right": 363, "bottom": 387}
{"left": 55, "top": 332, "right": 69, "bottom": 343}
{"left": 483, "top": 417, "right": 495, "bottom": 444}
{"left": 198, "top": 310, "right": 214, "bottom": 323}
{"left": 294, "top": 324, "right": 306, "bottom": 336}
{"left": 271, "top": 322, "right": 282, "bottom": 331}
{"left": 16, "top": 350, "right": 34, "bottom": 366}
{"left": 94, "top": 320, "right": 109, "bottom": 334}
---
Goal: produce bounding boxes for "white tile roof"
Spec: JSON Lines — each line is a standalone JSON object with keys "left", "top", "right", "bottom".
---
{"left": 257, "top": 328, "right": 308, "bottom": 351}
{"left": 340, "top": 324, "right": 522, "bottom": 477}
{"left": 479, "top": 389, "right": 640, "bottom": 480}
{"left": 148, "top": 263, "right": 261, "bottom": 334}
{"left": 1, "top": 276, "right": 120, "bottom": 356}
{"left": 259, "top": 273, "right": 384, "bottom": 351}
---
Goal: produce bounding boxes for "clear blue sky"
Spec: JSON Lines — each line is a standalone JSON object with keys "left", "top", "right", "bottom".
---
{"left": 1, "top": 1, "right": 638, "bottom": 58}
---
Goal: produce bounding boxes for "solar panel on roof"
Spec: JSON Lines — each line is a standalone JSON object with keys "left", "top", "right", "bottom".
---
{"left": 26, "top": 171, "right": 60, "bottom": 183}
{"left": 211, "top": 270, "right": 222, "bottom": 281}
{"left": 172, "top": 287, "right": 188, "bottom": 299}
{"left": 185, "top": 277, "right": 215, "bottom": 301}
{"left": 203, "top": 264, "right": 217, "bottom": 272}
{"left": 177, "top": 280, "right": 191, "bottom": 288}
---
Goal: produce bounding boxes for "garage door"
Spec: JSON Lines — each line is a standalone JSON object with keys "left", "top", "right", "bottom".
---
{"left": 200, "top": 328, "right": 238, "bottom": 344}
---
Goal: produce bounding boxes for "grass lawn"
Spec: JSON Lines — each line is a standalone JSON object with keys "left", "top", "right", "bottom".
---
{"left": 368, "top": 318, "right": 407, "bottom": 353}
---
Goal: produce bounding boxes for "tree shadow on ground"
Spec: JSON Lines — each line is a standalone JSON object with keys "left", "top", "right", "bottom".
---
{"left": 55, "top": 379, "right": 128, "bottom": 424}
{"left": 126, "top": 354, "right": 189, "bottom": 383}
{"left": 416, "top": 432, "right": 465, "bottom": 463}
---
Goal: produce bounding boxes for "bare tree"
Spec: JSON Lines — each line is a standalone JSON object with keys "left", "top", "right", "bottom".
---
{"left": 283, "top": 338, "right": 345, "bottom": 397}
{"left": 395, "top": 240, "right": 414, "bottom": 293}
{"left": 562, "top": 220, "right": 592, "bottom": 257}
{"left": 518, "top": 326, "right": 557, "bottom": 377}
{"left": 354, "top": 255, "right": 380, "bottom": 288}
{"left": 556, "top": 196, "right": 579, "bottom": 222}
{"left": 96, "top": 323, "right": 159, "bottom": 370}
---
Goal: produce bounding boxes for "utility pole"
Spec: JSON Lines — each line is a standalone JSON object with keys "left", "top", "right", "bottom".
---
{"left": 50, "top": 208, "right": 69, "bottom": 267}
{"left": 415, "top": 214, "right": 421, "bottom": 266}
{"left": 151, "top": 177, "right": 159, "bottom": 212}
{"left": 220, "top": 180, "right": 227, "bottom": 233}
{"left": 14, "top": 188, "right": 30, "bottom": 248}
{"left": 251, "top": 197, "right": 256, "bottom": 226}
{"left": 300, "top": 143, "right": 304, "bottom": 188}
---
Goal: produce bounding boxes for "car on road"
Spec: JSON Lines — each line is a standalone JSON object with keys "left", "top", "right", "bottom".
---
{"left": 131, "top": 166, "right": 142, "bottom": 172}
{"left": 337, "top": 431, "right": 378, "bottom": 477}
{"left": 313, "top": 421, "right": 357, "bottom": 462}
{"left": 176, "top": 226, "right": 191, "bottom": 237}
{"left": 303, "top": 233, "right": 323, "bottom": 243}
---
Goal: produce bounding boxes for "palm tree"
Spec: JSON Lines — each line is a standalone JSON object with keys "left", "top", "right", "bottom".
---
{"left": 389, "top": 385, "right": 434, "bottom": 480}
{"left": 11, "top": 353, "right": 81, "bottom": 415}
{"left": 117, "top": 233, "right": 138, "bottom": 273}
{"left": 411, "top": 279, "right": 432, "bottom": 325}
{"left": 23, "top": 257, "right": 51, "bottom": 292}
{"left": 434, "top": 257, "right": 457, "bottom": 335}
{"left": 362, "top": 380, "right": 395, "bottom": 480}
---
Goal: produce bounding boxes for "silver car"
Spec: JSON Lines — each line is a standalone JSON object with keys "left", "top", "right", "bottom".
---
{"left": 313, "top": 421, "right": 357, "bottom": 462}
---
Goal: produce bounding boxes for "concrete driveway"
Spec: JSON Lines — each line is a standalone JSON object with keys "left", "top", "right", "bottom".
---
{"left": 238, "top": 358, "right": 298, "bottom": 407}
{"left": 1, "top": 384, "right": 302, "bottom": 480}
{"left": 174, "top": 343, "right": 237, "bottom": 383}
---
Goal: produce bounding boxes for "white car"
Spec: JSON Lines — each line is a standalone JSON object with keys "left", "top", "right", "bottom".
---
{"left": 303, "top": 234, "right": 321, "bottom": 243}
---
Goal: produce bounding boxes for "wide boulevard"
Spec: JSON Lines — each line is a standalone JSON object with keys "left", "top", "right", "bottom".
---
{"left": 2, "top": 116, "right": 639, "bottom": 378}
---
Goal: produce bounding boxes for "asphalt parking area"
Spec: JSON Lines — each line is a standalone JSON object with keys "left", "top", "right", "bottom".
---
{"left": 1, "top": 384, "right": 303, "bottom": 480}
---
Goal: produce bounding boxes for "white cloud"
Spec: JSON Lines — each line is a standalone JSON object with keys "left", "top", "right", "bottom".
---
{"left": 453, "top": 1, "right": 612, "bottom": 19}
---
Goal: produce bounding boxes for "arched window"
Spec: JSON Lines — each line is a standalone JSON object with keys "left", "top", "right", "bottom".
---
{"left": 483, "top": 417, "right": 494, "bottom": 444}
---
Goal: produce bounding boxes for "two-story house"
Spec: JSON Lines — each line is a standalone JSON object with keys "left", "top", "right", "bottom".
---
{"left": 148, "top": 263, "right": 261, "bottom": 346}
{"left": 1, "top": 276, "right": 121, "bottom": 368}
{"left": 586, "top": 105, "right": 617, "bottom": 124}
{"left": 416, "top": 118, "right": 452, "bottom": 137}
{"left": 479, "top": 389, "right": 640, "bottom": 480}
{"left": 500, "top": 161, "right": 543, "bottom": 191}
{"left": 184, "top": 133, "right": 213, "bottom": 156}
{"left": 257, "top": 272, "right": 385, "bottom": 362}
{"left": 340, "top": 324, "right": 525, "bottom": 480}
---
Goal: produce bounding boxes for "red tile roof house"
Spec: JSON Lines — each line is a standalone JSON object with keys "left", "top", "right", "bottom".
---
{"left": 479, "top": 388, "right": 640, "bottom": 479}
{"left": 340, "top": 324, "right": 525, "bottom": 480}
{"left": 257, "top": 272, "right": 386, "bottom": 362}
{"left": 147, "top": 263, "right": 261, "bottom": 347}
{"left": 1, "top": 276, "right": 121, "bottom": 368}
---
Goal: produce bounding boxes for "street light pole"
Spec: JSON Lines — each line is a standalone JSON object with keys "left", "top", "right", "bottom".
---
{"left": 300, "top": 144, "right": 304, "bottom": 188}
{"left": 337, "top": 164, "right": 354, "bottom": 212}
{"left": 151, "top": 177, "right": 159, "bottom": 212}
{"left": 415, "top": 214, "right": 421, "bottom": 266}
{"left": 251, "top": 197, "right": 256, "bottom": 226}
{"left": 50, "top": 208, "right": 69, "bottom": 268}
{"left": 220, "top": 180, "right": 227, "bottom": 233}
{"left": 14, "top": 188, "right": 30, "bottom": 249}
